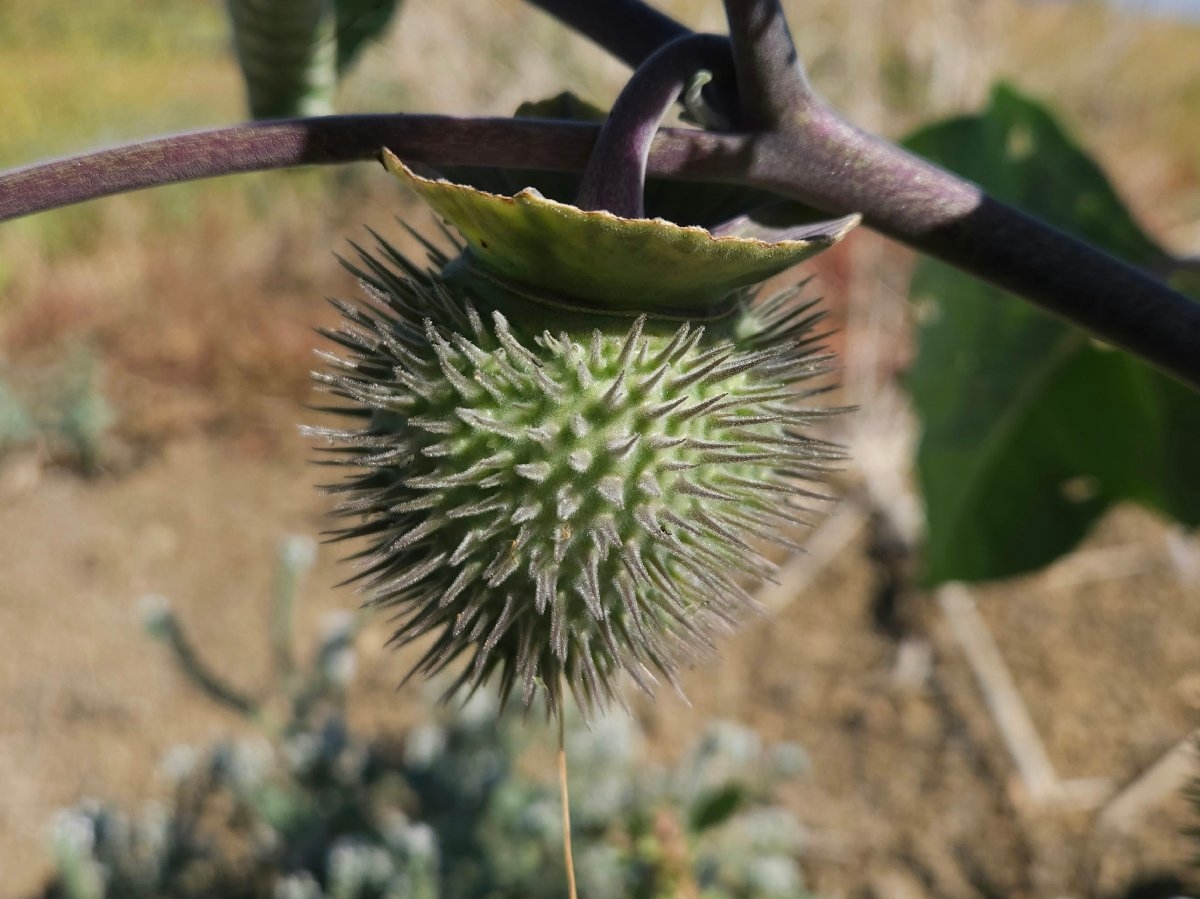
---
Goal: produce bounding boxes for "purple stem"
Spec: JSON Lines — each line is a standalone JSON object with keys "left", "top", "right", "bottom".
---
{"left": 721, "top": 0, "right": 811, "bottom": 127}
{"left": 715, "top": 0, "right": 1200, "bottom": 389}
{"left": 576, "top": 34, "right": 734, "bottom": 217}
{"left": 752, "top": 112, "right": 1200, "bottom": 388}
{"left": 525, "top": 0, "right": 740, "bottom": 124}
{"left": 522, "top": 0, "right": 689, "bottom": 68}
{"left": 0, "top": 115, "right": 743, "bottom": 223}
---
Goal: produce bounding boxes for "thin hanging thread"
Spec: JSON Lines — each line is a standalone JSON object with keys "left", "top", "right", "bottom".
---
{"left": 559, "top": 701, "right": 578, "bottom": 899}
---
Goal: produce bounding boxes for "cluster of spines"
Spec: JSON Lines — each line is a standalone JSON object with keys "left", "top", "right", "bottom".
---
{"left": 309, "top": 230, "right": 843, "bottom": 717}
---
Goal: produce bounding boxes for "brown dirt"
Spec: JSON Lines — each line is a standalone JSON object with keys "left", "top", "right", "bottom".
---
{"left": 642, "top": 503, "right": 1200, "bottom": 899}
{"left": 2, "top": 424, "right": 1197, "bottom": 898}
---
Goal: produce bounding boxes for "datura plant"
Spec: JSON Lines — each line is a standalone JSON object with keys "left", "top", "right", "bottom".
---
{"left": 309, "top": 37, "right": 858, "bottom": 719}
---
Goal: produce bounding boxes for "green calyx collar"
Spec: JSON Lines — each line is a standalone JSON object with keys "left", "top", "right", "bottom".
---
{"left": 384, "top": 150, "right": 856, "bottom": 318}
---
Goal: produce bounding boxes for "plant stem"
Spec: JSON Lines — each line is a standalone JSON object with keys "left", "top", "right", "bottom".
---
{"left": 523, "top": 0, "right": 689, "bottom": 68}
{"left": 721, "top": 0, "right": 812, "bottom": 127}
{"left": 755, "top": 108, "right": 1200, "bottom": 391}
{"left": 547, "top": 0, "right": 1200, "bottom": 389}
{"left": 559, "top": 707, "right": 578, "bottom": 899}
{"left": 526, "top": 0, "right": 740, "bottom": 124}
{"left": 576, "top": 33, "right": 733, "bottom": 217}
{"left": 158, "top": 614, "right": 260, "bottom": 718}
{"left": 0, "top": 115, "right": 742, "bottom": 223}
{"left": 4, "top": 112, "right": 1199, "bottom": 390}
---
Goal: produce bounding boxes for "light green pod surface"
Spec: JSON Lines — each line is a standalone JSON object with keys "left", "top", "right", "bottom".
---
{"left": 384, "top": 151, "right": 853, "bottom": 318}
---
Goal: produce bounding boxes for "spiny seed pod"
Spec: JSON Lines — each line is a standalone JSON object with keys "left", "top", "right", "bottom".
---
{"left": 310, "top": 151, "right": 854, "bottom": 716}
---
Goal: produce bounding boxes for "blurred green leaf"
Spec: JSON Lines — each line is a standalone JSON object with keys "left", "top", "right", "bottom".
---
{"left": 53, "top": 349, "right": 112, "bottom": 475}
{"left": 335, "top": 0, "right": 402, "bottom": 72}
{"left": 689, "top": 784, "right": 746, "bottom": 832}
{"left": 227, "top": 0, "right": 402, "bottom": 119}
{"left": 904, "top": 83, "right": 1200, "bottom": 584}
{"left": 227, "top": 0, "right": 337, "bottom": 119}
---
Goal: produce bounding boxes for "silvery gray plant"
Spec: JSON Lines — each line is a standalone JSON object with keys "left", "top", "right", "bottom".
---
{"left": 44, "top": 539, "right": 815, "bottom": 899}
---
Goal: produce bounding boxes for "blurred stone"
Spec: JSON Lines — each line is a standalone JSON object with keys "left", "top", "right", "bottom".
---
{"left": 0, "top": 450, "right": 42, "bottom": 501}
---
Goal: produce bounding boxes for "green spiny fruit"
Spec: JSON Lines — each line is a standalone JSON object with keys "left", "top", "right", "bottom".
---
{"left": 310, "top": 153, "right": 854, "bottom": 716}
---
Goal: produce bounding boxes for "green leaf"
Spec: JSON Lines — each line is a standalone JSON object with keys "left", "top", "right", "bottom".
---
{"left": 335, "top": 0, "right": 402, "bottom": 73}
{"left": 227, "top": 0, "right": 403, "bottom": 119}
{"left": 689, "top": 784, "right": 746, "bottom": 832}
{"left": 904, "top": 83, "right": 1200, "bottom": 584}
{"left": 227, "top": 0, "right": 337, "bottom": 119}
{"left": 386, "top": 152, "right": 854, "bottom": 317}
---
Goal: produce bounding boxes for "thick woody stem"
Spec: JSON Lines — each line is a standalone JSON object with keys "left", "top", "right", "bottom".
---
{"left": 760, "top": 108, "right": 1200, "bottom": 392}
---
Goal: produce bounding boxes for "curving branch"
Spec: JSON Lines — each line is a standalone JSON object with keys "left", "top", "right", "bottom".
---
{"left": 576, "top": 33, "right": 735, "bottom": 216}
{"left": 721, "top": 0, "right": 811, "bottom": 127}
{"left": 0, "top": 115, "right": 744, "bottom": 223}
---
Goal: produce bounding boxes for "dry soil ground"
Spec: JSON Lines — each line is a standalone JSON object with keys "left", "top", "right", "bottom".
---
{"left": 2, "top": 415, "right": 1199, "bottom": 898}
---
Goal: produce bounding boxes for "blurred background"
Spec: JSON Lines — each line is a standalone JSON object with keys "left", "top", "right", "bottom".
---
{"left": 1, "top": 1, "right": 1199, "bottom": 896}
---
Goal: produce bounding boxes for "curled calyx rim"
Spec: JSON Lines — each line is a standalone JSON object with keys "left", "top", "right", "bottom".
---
{"left": 384, "top": 151, "right": 857, "bottom": 321}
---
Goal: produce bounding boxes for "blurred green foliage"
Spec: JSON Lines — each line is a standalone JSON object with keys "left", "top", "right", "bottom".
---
{"left": 0, "top": 349, "right": 112, "bottom": 473}
{"left": 904, "top": 84, "right": 1200, "bottom": 584}
{"left": 225, "top": 0, "right": 403, "bottom": 119}
{"left": 0, "top": 2, "right": 231, "bottom": 167}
